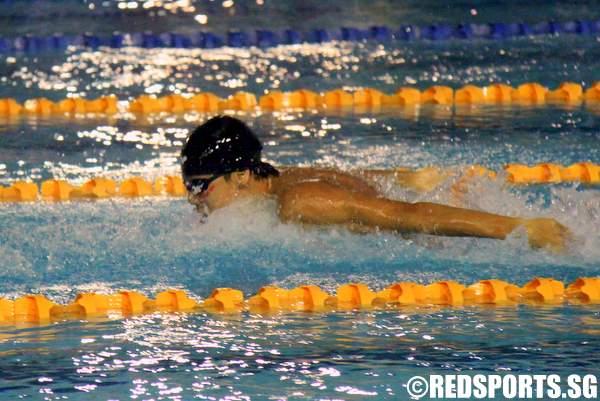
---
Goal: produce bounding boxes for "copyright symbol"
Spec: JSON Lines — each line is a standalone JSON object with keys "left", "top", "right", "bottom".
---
{"left": 406, "top": 376, "right": 429, "bottom": 399}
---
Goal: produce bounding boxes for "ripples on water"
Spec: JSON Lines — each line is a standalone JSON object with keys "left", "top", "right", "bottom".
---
{"left": 3, "top": 37, "right": 600, "bottom": 100}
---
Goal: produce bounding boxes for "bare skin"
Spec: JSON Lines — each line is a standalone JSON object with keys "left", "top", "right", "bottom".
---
{"left": 187, "top": 167, "right": 571, "bottom": 252}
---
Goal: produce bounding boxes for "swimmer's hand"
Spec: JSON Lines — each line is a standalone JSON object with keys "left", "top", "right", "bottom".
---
{"left": 522, "top": 218, "right": 572, "bottom": 252}
{"left": 395, "top": 167, "right": 447, "bottom": 193}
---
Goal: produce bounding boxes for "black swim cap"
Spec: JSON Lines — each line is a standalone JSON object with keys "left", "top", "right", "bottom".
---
{"left": 181, "top": 116, "right": 279, "bottom": 194}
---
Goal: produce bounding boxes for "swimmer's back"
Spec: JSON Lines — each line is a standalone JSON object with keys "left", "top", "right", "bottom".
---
{"left": 272, "top": 167, "right": 379, "bottom": 197}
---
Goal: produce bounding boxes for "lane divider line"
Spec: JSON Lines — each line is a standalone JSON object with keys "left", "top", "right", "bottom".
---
{"left": 1, "top": 19, "right": 600, "bottom": 53}
{"left": 1, "top": 278, "right": 599, "bottom": 326}
{"left": 2, "top": 81, "right": 600, "bottom": 118}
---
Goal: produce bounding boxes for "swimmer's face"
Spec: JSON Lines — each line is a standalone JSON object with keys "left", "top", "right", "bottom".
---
{"left": 187, "top": 170, "right": 251, "bottom": 213}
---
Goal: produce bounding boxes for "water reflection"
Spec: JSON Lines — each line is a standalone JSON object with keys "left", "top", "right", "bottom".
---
{"left": 1, "top": 307, "right": 599, "bottom": 399}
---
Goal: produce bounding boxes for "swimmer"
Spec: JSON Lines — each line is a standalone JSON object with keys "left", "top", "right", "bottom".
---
{"left": 182, "top": 116, "right": 571, "bottom": 252}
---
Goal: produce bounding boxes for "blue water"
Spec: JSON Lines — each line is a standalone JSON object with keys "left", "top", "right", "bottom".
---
{"left": 2, "top": 1, "right": 600, "bottom": 400}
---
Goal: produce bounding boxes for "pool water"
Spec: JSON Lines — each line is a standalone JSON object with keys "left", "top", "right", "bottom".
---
{"left": 1, "top": 1, "right": 600, "bottom": 400}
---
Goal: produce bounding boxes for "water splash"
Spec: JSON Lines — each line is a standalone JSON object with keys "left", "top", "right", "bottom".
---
{"left": 1, "top": 176, "right": 599, "bottom": 300}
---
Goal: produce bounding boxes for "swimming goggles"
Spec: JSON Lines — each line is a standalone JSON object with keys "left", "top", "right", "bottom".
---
{"left": 184, "top": 174, "right": 221, "bottom": 195}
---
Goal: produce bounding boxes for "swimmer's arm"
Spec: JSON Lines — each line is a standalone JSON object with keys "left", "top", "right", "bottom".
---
{"left": 280, "top": 182, "right": 520, "bottom": 238}
{"left": 278, "top": 182, "right": 570, "bottom": 251}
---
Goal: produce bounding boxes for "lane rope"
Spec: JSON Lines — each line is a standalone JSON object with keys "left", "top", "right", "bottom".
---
{"left": 1, "top": 20, "right": 600, "bottom": 53}
{"left": 2, "top": 81, "right": 600, "bottom": 118}
{"left": 1, "top": 163, "right": 599, "bottom": 202}
{"left": 1, "top": 278, "right": 599, "bottom": 326}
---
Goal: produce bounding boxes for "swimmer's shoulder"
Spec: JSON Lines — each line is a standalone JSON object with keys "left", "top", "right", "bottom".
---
{"left": 269, "top": 168, "right": 320, "bottom": 197}
{"left": 273, "top": 166, "right": 324, "bottom": 184}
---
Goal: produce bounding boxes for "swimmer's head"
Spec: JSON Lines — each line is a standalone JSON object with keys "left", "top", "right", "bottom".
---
{"left": 182, "top": 116, "right": 279, "bottom": 212}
